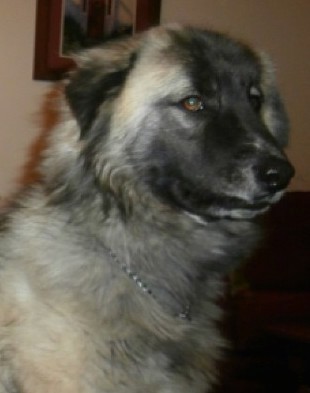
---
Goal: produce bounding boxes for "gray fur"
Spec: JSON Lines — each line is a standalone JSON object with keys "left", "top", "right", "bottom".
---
{"left": 0, "top": 26, "right": 293, "bottom": 392}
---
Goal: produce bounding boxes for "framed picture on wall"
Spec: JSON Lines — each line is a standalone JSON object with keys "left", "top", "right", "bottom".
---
{"left": 33, "top": 0, "right": 161, "bottom": 80}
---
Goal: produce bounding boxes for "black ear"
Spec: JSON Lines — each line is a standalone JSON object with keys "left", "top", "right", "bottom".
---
{"left": 65, "top": 46, "right": 138, "bottom": 138}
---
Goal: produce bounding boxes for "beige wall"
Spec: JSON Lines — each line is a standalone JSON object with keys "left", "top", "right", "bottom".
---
{"left": 0, "top": 1, "right": 50, "bottom": 200}
{"left": 0, "top": 0, "right": 309, "bottom": 200}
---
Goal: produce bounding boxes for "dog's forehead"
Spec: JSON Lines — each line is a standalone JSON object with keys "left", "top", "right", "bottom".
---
{"left": 116, "top": 27, "right": 265, "bottom": 121}
{"left": 138, "top": 27, "right": 262, "bottom": 91}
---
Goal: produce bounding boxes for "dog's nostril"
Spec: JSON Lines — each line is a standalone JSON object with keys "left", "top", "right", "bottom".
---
{"left": 256, "top": 157, "right": 295, "bottom": 193}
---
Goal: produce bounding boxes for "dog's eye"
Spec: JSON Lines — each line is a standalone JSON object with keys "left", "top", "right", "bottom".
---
{"left": 181, "top": 96, "right": 205, "bottom": 112}
{"left": 248, "top": 86, "right": 263, "bottom": 111}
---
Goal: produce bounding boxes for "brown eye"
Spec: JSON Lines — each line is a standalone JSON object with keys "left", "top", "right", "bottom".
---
{"left": 181, "top": 96, "right": 205, "bottom": 112}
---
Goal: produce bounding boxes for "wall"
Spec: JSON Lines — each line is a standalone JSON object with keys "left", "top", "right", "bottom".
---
{"left": 0, "top": 0, "right": 50, "bottom": 200}
{"left": 0, "top": 0, "right": 309, "bottom": 200}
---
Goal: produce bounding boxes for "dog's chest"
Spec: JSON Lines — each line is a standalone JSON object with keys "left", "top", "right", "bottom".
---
{"left": 81, "top": 329, "right": 215, "bottom": 393}
{"left": 9, "top": 294, "right": 216, "bottom": 393}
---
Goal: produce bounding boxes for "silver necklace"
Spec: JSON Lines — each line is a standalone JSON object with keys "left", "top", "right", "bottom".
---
{"left": 107, "top": 248, "right": 192, "bottom": 321}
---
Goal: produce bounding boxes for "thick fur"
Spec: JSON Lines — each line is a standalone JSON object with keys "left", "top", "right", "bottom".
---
{"left": 0, "top": 26, "right": 293, "bottom": 392}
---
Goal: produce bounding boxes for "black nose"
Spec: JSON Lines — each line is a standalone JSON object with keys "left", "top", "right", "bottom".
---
{"left": 255, "top": 156, "right": 295, "bottom": 193}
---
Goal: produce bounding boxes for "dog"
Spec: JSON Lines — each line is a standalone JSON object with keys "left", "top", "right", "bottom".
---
{"left": 0, "top": 25, "right": 294, "bottom": 392}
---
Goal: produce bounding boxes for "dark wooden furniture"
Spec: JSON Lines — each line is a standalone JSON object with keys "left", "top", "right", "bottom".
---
{"left": 221, "top": 192, "right": 310, "bottom": 393}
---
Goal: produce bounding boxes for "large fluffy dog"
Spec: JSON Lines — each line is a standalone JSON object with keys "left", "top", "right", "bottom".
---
{"left": 0, "top": 26, "right": 294, "bottom": 392}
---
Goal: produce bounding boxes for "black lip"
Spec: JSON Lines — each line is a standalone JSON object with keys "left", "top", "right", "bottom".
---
{"left": 197, "top": 197, "right": 272, "bottom": 221}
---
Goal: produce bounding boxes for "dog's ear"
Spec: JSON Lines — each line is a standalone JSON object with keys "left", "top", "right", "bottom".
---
{"left": 260, "top": 54, "right": 290, "bottom": 147}
{"left": 65, "top": 38, "right": 139, "bottom": 138}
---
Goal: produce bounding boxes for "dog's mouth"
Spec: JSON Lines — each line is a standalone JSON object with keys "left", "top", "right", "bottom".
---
{"left": 199, "top": 198, "right": 273, "bottom": 220}
{"left": 153, "top": 176, "right": 280, "bottom": 221}
{"left": 173, "top": 183, "right": 275, "bottom": 220}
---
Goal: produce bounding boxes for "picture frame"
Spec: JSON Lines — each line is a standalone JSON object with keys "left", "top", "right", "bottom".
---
{"left": 33, "top": 0, "right": 161, "bottom": 80}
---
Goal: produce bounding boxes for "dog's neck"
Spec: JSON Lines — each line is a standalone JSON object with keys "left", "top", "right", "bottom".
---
{"left": 45, "top": 172, "right": 259, "bottom": 320}
{"left": 106, "top": 245, "right": 193, "bottom": 321}
{"left": 96, "top": 202, "right": 259, "bottom": 321}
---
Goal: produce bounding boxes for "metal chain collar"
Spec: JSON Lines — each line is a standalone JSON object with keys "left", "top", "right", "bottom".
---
{"left": 107, "top": 248, "right": 192, "bottom": 321}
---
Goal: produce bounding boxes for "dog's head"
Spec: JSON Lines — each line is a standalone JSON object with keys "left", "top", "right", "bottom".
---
{"left": 65, "top": 26, "right": 294, "bottom": 221}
